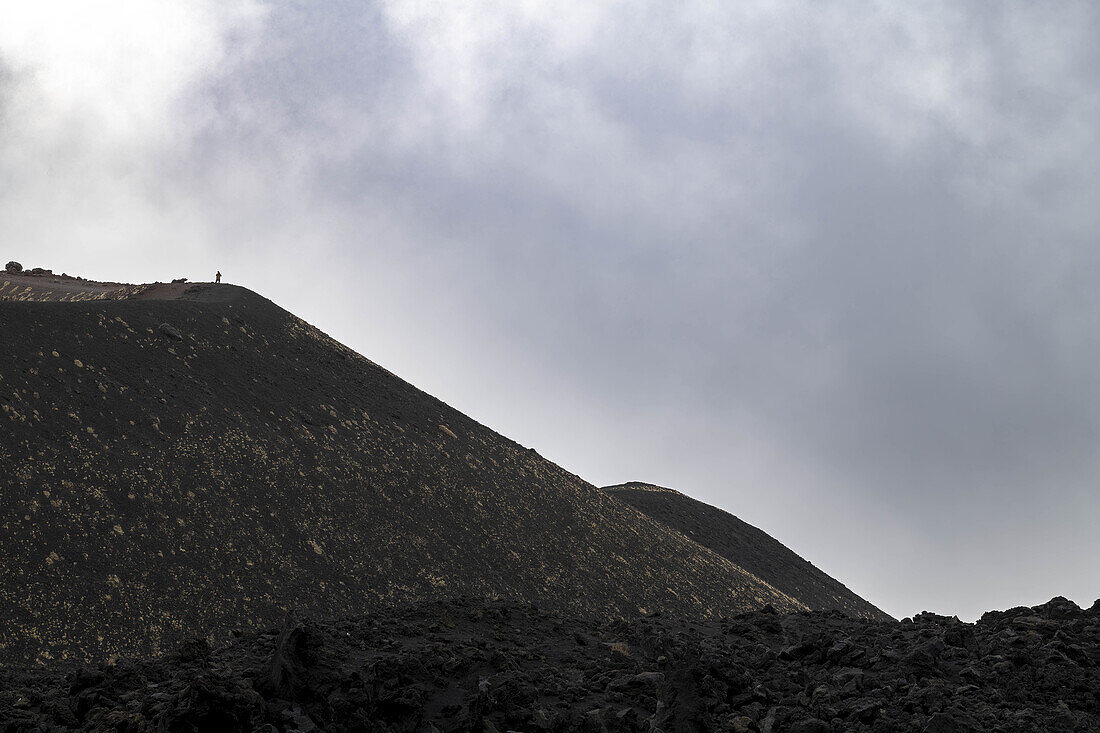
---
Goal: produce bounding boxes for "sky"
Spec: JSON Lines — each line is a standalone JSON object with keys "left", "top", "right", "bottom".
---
{"left": 2, "top": 1, "right": 1099, "bottom": 621}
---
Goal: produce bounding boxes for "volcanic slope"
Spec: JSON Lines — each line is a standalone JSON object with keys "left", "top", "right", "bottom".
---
{"left": 604, "top": 483, "right": 890, "bottom": 621}
{"left": 0, "top": 274, "right": 807, "bottom": 665}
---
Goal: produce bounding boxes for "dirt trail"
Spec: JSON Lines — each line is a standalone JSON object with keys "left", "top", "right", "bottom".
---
{"left": 0, "top": 273, "right": 230, "bottom": 302}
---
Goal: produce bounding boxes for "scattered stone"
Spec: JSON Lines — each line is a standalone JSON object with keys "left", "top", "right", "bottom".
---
{"left": 729, "top": 716, "right": 754, "bottom": 733}
{"left": 789, "top": 719, "right": 830, "bottom": 733}
{"left": 0, "top": 595, "right": 1096, "bottom": 731}
{"left": 924, "top": 711, "right": 958, "bottom": 732}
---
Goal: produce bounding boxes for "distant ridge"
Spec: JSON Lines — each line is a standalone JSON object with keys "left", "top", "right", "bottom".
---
{"left": 603, "top": 481, "right": 891, "bottom": 621}
{"left": 0, "top": 271, "right": 807, "bottom": 664}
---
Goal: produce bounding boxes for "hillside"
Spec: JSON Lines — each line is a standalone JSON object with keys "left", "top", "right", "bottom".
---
{"left": 604, "top": 482, "right": 890, "bottom": 621}
{"left": 0, "top": 271, "right": 808, "bottom": 665}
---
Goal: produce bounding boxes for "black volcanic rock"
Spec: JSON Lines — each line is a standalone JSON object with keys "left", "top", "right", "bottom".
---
{"left": 603, "top": 482, "right": 890, "bottom": 620}
{"left": 5, "top": 261, "right": 21, "bottom": 273}
{"left": 0, "top": 596, "right": 1096, "bottom": 732}
{"left": 0, "top": 277, "right": 806, "bottom": 664}
{"left": 158, "top": 321, "right": 184, "bottom": 340}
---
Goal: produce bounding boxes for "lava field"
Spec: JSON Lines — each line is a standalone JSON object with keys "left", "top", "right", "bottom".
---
{"left": 1, "top": 595, "right": 1097, "bottom": 732}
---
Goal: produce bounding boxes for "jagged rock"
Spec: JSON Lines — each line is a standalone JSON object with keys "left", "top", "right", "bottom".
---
{"left": 923, "top": 711, "right": 959, "bottom": 732}
{"left": 259, "top": 620, "right": 323, "bottom": 699}
{"left": 1033, "top": 596, "right": 1082, "bottom": 619}
{"left": 10, "top": 595, "right": 1096, "bottom": 731}
{"left": 158, "top": 322, "right": 184, "bottom": 340}
{"left": 728, "top": 716, "right": 754, "bottom": 733}
{"left": 5, "top": 261, "right": 21, "bottom": 273}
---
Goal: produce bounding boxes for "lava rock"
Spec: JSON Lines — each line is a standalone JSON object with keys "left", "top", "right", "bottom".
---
{"left": 0, "top": 597, "right": 1078, "bottom": 733}
{"left": 5, "top": 260, "right": 21, "bottom": 273}
{"left": 789, "top": 719, "right": 830, "bottom": 733}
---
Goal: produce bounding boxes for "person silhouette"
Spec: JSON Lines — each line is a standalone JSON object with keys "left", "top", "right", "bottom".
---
{"left": 215, "top": 271, "right": 222, "bottom": 283}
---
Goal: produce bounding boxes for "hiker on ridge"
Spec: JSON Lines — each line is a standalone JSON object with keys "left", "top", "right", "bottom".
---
{"left": 215, "top": 271, "right": 222, "bottom": 283}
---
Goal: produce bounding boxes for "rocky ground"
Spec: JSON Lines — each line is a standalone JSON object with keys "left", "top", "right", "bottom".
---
{"left": 0, "top": 595, "right": 1096, "bottom": 732}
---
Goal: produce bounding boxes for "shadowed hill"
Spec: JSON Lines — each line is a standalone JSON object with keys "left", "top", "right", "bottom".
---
{"left": 0, "top": 273, "right": 806, "bottom": 664}
{"left": 603, "top": 482, "right": 890, "bottom": 621}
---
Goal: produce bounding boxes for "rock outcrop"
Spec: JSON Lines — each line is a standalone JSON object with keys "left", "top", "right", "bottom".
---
{"left": 0, "top": 595, "right": 1096, "bottom": 731}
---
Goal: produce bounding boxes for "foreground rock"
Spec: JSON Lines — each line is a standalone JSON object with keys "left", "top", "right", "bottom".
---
{"left": 0, "top": 596, "right": 1096, "bottom": 732}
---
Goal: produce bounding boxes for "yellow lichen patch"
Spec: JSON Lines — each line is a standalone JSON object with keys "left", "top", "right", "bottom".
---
{"left": 308, "top": 539, "right": 324, "bottom": 555}
{"left": 112, "top": 524, "right": 124, "bottom": 535}
{"left": 51, "top": 351, "right": 59, "bottom": 358}
{"left": 73, "top": 359, "right": 83, "bottom": 368}
{"left": 439, "top": 425, "right": 458, "bottom": 439}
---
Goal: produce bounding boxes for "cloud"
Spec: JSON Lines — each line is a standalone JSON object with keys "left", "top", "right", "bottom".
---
{"left": 0, "top": 0, "right": 266, "bottom": 272}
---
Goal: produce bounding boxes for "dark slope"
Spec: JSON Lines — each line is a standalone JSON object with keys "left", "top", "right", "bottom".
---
{"left": 604, "top": 482, "right": 890, "bottom": 621}
{"left": 1, "top": 596, "right": 1097, "bottom": 732}
{"left": 0, "top": 276, "right": 804, "bottom": 664}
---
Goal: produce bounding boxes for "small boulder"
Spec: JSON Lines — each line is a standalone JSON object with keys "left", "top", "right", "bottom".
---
{"left": 609, "top": 670, "right": 664, "bottom": 690}
{"left": 159, "top": 323, "right": 184, "bottom": 341}
{"left": 4, "top": 261, "right": 21, "bottom": 273}
{"left": 923, "top": 712, "right": 959, "bottom": 733}
{"left": 728, "top": 717, "right": 754, "bottom": 733}
{"left": 789, "top": 719, "right": 830, "bottom": 733}
{"left": 172, "top": 637, "right": 211, "bottom": 664}
{"left": 1032, "top": 596, "right": 1082, "bottom": 620}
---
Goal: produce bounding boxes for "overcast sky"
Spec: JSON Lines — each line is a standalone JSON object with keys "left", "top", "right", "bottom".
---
{"left": 3, "top": 1, "right": 1099, "bottom": 620}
